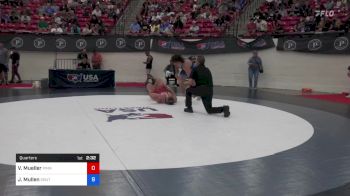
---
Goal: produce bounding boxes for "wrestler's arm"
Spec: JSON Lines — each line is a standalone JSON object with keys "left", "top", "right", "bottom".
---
{"left": 166, "top": 86, "right": 177, "bottom": 103}
{"left": 149, "top": 93, "right": 164, "bottom": 103}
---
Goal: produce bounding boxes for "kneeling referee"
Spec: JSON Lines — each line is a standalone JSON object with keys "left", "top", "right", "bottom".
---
{"left": 184, "top": 55, "right": 230, "bottom": 117}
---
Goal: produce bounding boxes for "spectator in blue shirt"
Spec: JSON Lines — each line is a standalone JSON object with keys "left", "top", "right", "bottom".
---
{"left": 130, "top": 22, "right": 141, "bottom": 33}
{"left": 44, "top": 3, "right": 57, "bottom": 16}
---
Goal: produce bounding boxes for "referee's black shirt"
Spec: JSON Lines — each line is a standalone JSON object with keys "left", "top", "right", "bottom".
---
{"left": 190, "top": 65, "right": 213, "bottom": 87}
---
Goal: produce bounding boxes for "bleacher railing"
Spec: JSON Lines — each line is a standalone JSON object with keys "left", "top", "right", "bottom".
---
{"left": 53, "top": 59, "right": 79, "bottom": 70}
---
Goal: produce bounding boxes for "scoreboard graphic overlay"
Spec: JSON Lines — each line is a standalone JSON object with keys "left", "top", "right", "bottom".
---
{"left": 16, "top": 154, "right": 100, "bottom": 186}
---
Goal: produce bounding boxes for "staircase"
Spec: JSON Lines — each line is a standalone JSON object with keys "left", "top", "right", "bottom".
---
{"left": 114, "top": 0, "right": 145, "bottom": 35}
{"left": 228, "top": 0, "right": 266, "bottom": 37}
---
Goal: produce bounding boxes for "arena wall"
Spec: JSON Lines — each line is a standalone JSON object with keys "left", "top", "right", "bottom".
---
{"left": 19, "top": 39, "right": 350, "bottom": 93}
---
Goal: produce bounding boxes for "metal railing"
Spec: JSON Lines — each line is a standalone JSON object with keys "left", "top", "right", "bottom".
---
{"left": 233, "top": 0, "right": 266, "bottom": 36}
{"left": 53, "top": 59, "right": 79, "bottom": 70}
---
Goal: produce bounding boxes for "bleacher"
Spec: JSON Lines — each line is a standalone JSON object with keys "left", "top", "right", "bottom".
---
{"left": 0, "top": 0, "right": 128, "bottom": 34}
{"left": 245, "top": 0, "right": 349, "bottom": 37}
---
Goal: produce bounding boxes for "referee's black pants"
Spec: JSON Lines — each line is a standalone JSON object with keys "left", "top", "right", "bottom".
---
{"left": 186, "top": 86, "right": 224, "bottom": 114}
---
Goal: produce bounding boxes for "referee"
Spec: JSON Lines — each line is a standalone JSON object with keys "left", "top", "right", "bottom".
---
{"left": 184, "top": 56, "right": 230, "bottom": 117}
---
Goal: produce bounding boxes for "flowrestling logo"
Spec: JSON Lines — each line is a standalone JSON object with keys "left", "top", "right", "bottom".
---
{"left": 315, "top": 10, "right": 336, "bottom": 17}
{"left": 95, "top": 107, "right": 173, "bottom": 122}
{"left": 67, "top": 74, "right": 99, "bottom": 83}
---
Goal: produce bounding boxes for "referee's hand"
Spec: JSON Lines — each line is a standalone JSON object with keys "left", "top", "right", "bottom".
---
{"left": 186, "top": 79, "right": 196, "bottom": 86}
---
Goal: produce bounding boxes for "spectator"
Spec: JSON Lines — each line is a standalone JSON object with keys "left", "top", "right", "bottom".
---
{"left": 9, "top": 10, "right": 20, "bottom": 23}
{"left": 81, "top": 24, "right": 93, "bottom": 35}
{"left": 54, "top": 13, "right": 63, "bottom": 25}
{"left": 256, "top": 18, "right": 267, "bottom": 32}
{"left": 160, "top": 21, "right": 173, "bottom": 35}
{"left": 50, "top": 23, "right": 63, "bottom": 33}
{"left": 141, "top": 19, "right": 150, "bottom": 33}
{"left": 77, "top": 57, "right": 91, "bottom": 69}
{"left": 91, "top": 49, "right": 102, "bottom": 69}
{"left": 295, "top": 17, "right": 305, "bottom": 32}
{"left": 70, "top": 23, "right": 81, "bottom": 34}
{"left": 130, "top": 21, "right": 141, "bottom": 33}
{"left": 38, "top": 17, "right": 49, "bottom": 31}
{"left": 97, "top": 22, "right": 106, "bottom": 35}
{"left": 92, "top": 6, "right": 102, "bottom": 17}
{"left": 304, "top": 16, "right": 316, "bottom": 32}
{"left": 9, "top": 47, "right": 21, "bottom": 84}
{"left": 247, "top": 51, "right": 263, "bottom": 89}
{"left": 44, "top": 3, "right": 57, "bottom": 16}
{"left": 173, "top": 15, "right": 184, "bottom": 30}
{"left": 331, "top": 19, "right": 345, "bottom": 31}
{"left": 20, "top": 11, "right": 31, "bottom": 24}
{"left": 90, "top": 15, "right": 99, "bottom": 25}
{"left": 1, "top": 12, "right": 10, "bottom": 24}
{"left": 150, "top": 21, "right": 160, "bottom": 35}
{"left": 91, "top": 24, "right": 100, "bottom": 35}
{"left": 215, "top": 15, "right": 225, "bottom": 26}
{"left": 189, "top": 20, "right": 200, "bottom": 34}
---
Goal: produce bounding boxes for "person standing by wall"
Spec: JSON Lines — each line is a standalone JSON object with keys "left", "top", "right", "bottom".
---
{"left": 184, "top": 55, "right": 230, "bottom": 118}
{"left": 247, "top": 51, "right": 263, "bottom": 89}
{"left": 91, "top": 49, "right": 102, "bottom": 69}
{"left": 9, "top": 47, "right": 22, "bottom": 83}
{"left": 77, "top": 48, "right": 88, "bottom": 61}
{"left": 77, "top": 57, "right": 91, "bottom": 70}
{"left": 0, "top": 43, "right": 9, "bottom": 85}
{"left": 143, "top": 51, "right": 153, "bottom": 74}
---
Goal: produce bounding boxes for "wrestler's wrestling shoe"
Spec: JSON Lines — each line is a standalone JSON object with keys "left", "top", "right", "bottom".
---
{"left": 184, "top": 107, "right": 193, "bottom": 113}
{"left": 223, "top": 105, "right": 230, "bottom": 118}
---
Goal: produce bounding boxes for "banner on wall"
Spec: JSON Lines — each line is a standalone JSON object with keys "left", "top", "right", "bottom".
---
{"left": 277, "top": 34, "right": 350, "bottom": 54}
{"left": 49, "top": 69, "right": 115, "bottom": 88}
{"left": 0, "top": 34, "right": 274, "bottom": 54}
{"left": 151, "top": 36, "right": 275, "bottom": 54}
{"left": 0, "top": 34, "right": 151, "bottom": 52}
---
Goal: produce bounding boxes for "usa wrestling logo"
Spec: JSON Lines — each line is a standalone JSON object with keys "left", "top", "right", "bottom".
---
{"left": 67, "top": 74, "right": 99, "bottom": 83}
{"left": 95, "top": 107, "right": 173, "bottom": 122}
{"left": 67, "top": 74, "right": 82, "bottom": 83}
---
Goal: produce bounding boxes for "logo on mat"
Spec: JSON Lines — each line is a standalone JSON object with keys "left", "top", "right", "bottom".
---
{"left": 56, "top": 38, "right": 67, "bottom": 49}
{"left": 334, "top": 37, "right": 349, "bottom": 50}
{"left": 67, "top": 74, "right": 99, "bottom": 83}
{"left": 34, "top": 38, "right": 46, "bottom": 49}
{"left": 95, "top": 107, "right": 173, "bottom": 122}
{"left": 11, "top": 37, "right": 24, "bottom": 48}
{"left": 307, "top": 39, "right": 322, "bottom": 51}
{"left": 283, "top": 40, "right": 297, "bottom": 50}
